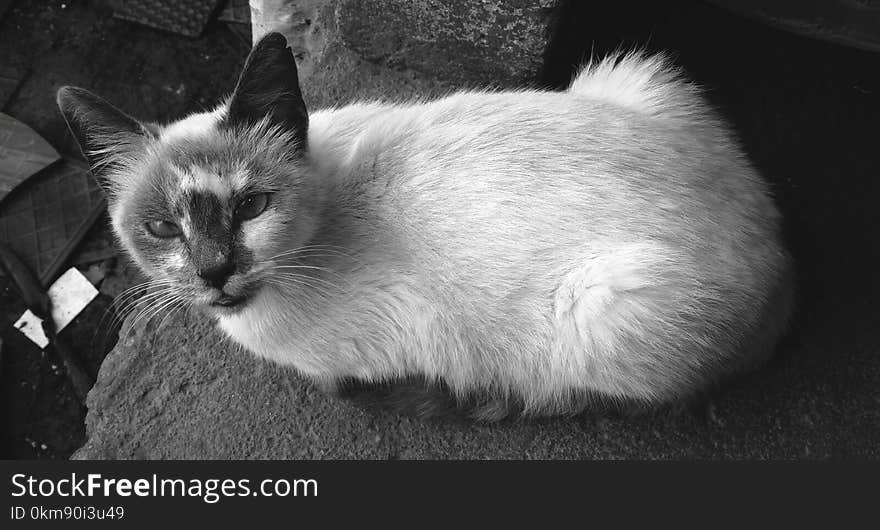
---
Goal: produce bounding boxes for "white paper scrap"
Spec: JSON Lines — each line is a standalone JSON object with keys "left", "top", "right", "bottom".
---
{"left": 13, "top": 267, "right": 99, "bottom": 348}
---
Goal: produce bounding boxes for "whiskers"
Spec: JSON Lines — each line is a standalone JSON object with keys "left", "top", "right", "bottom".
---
{"left": 261, "top": 244, "right": 353, "bottom": 298}
{"left": 263, "top": 272, "right": 342, "bottom": 299}
{"left": 264, "top": 243, "right": 353, "bottom": 262}
{"left": 91, "top": 244, "right": 353, "bottom": 349}
{"left": 92, "top": 278, "right": 192, "bottom": 350}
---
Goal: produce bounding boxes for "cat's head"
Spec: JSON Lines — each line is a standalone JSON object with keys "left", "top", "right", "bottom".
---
{"left": 57, "top": 33, "right": 320, "bottom": 314}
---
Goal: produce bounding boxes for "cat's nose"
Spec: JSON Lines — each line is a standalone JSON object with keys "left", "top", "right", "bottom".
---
{"left": 198, "top": 262, "right": 234, "bottom": 289}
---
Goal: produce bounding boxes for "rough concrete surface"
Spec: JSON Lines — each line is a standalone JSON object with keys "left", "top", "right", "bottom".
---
{"left": 69, "top": 309, "right": 868, "bottom": 459}
{"left": 31, "top": 1, "right": 878, "bottom": 459}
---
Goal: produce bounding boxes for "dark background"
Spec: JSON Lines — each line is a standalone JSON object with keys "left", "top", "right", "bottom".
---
{"left": 1, "top": 0, "right": 878, "bottom": 458}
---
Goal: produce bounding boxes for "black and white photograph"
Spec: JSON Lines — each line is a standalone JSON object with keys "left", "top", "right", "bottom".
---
{"left": 0, "top": 0, "right": 877, "bottom": 499}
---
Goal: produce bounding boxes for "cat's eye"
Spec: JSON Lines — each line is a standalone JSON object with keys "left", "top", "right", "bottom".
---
{"left": 234, "top": 193, "right": 270, "bottom": 221}
{"left": 145, "top": 220, "right": 182, "bottom": 239}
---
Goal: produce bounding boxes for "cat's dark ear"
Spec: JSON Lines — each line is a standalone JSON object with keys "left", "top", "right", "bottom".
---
{"left": 225, "top": 32, "right": 308, "bottom": 151}
{"left": 56, "top": 86, "right": 154, "bottom": 185}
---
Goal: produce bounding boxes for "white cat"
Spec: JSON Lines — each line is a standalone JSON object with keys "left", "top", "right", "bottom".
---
{"left": 57, "top": 33, "right": 792, "bottom": 420}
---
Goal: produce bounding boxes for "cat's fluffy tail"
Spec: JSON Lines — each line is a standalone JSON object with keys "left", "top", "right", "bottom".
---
{"left": 568, "top": 51, "right": 704, "bottom": 120}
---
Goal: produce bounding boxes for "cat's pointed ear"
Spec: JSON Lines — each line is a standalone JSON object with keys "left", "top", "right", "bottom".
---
{"left": 225, "top": 32, "right": 308, "bottom": 151}
{"left": 56, "top": 86, "right": 154, "bottom": 184}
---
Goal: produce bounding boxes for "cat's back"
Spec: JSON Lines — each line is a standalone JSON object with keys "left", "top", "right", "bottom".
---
{"left": 313, "top": 51, "right": 785, "bottom": 303}
{"left": 313, "top": 52, "right": 778, "bottom": 267}
{"left": 314, "top": 51, "right": 758, "bottom": 214}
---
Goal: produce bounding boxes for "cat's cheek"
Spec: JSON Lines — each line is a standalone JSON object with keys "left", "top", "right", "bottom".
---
{"left": 240, "top": 212, "right": 279, "bottom": 255}
{"left": 160, "top": 250, "right": 189, "bottom": 273}
{"left": 123, "top": 229, "right": 177, "bottom": 280}
{"left": 159, "top": 248, "right": 189, "bottom": 277}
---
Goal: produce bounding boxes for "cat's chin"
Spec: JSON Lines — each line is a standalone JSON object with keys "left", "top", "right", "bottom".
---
{"left": 207, "top": 296, "right": 250, "bottom": 316}
{"left": 212, "top": 293, "right": 248, "bottom": 308}
{"left": 206, "top": 288, "right": 258, "bottom": 315}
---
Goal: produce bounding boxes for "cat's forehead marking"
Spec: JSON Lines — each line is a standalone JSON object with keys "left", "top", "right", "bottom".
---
{"left": 227, "top": 166, "right": 250, "bottom": 191}
{"left": 172, "top": 164, "right": 230, "bottom": 198}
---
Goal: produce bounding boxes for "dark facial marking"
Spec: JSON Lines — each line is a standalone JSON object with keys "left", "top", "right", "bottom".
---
{"left": 185, "top": 192, "right": 234, "bottom": 287}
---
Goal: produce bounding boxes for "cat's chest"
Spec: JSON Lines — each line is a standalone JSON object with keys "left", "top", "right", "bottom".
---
{"left": 216, "top": 306, "right": 307, "bottom": 367}
{"left": 213, "top": 279, "right": 456, "bottom": 379}
{"left": 214, "top": 292, "right": 380, "bottom": 377}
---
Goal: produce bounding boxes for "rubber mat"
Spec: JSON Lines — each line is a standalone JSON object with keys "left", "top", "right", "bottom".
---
{"left": 112, "top": 0, "right": 224, "bottom": 38}
{"left": 0, "top": 159, "right": 105, "bottom": 287}
{"left": 0, "top": 113, "right": 60, "bottom": 203}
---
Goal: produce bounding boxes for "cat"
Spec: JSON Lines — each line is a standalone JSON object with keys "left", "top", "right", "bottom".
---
{"left": 57, "top": 32, "right": 793, "bottom": 421}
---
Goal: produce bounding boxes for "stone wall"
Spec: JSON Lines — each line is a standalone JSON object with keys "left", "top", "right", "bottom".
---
{"left": 250, "top": 0, "right": 557, "bottom": 107}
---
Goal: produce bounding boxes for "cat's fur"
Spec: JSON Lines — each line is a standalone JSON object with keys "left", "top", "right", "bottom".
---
{"left": 57, "top": 33, "right": 792, "bottom": 420}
